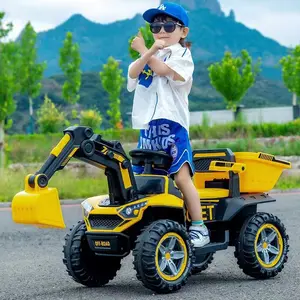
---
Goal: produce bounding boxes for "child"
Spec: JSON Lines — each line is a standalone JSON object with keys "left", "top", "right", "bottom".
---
{"left": 127, "top": 2, "right": 210, "bottom": 248}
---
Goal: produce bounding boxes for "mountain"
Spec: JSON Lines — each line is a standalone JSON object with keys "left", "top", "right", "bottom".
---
{"left": 169, "top": 0, "right": 224, "bottom": 16}
{"left": 31, "top": 0, "right": 289, "bottom": 80}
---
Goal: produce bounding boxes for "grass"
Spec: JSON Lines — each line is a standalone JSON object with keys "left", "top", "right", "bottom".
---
{"left": 3, "top": 136, "right": 300, "bottom": 166}
{"left": 4, "top": 119, "right": 300, "bottom": 165}
{"left": 275, "top": 176, "right": 300, "bottom": 190}
{"left": 0, "top": 167, "right": 108, "bottom": 202}
{"left": 193, "top": 138, "right": 300, "bottom": 156}
{"left": 1, "top": 166, "right": 299, "bottom": 203}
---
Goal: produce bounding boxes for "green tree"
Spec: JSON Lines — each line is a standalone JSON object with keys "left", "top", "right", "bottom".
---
{"left": 99, "top": 56, "right": 125, "bottom": 129}
{"left": 0, "top": 12, "right": 13, "bottom": 40}
{"left": 129, "top": 23, "right": 154, "bottom": 60}
{"left": 280, "top": 45, "right": 300, "bottom": 106}
{"left": 0, "top": 14, "right": 18, "bottom": 169}
{"left": 59, "top": 32, "right": 82, "bottom": 104}
{"left": 19, "top": 22, "right": 46, "bottom": 134}
{"left": 80, "top": 109, "right": 102, "bottom": 129}
{"left": 36, "top": 95, "right": 68, "bottom": 133}
{"left": 208, "top": 50, "right": 261, "bottom": 111}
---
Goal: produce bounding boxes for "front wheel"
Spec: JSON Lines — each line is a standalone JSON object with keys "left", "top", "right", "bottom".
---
{"left": 191, "top": 252, "right": 215, "bottom": 275}
{"left": 63, "top": 220, "right": 122, "bottom": 287}
{"left": 133, "top": 219, "right": 194, "bottom": 294}
{"left": 235, "top": 212, "right": 289, "bottom": 279}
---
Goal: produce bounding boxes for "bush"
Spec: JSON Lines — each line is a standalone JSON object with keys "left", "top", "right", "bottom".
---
{"left": 36, "top": 95, "right": 68, "bottom": 133}
{"left": 80, "top": 109, "right": 102, "bottom": 129}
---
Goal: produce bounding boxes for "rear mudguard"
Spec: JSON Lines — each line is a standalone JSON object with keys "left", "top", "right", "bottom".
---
{"left": 215, "top": 193, "right": 275, "bottom": 221}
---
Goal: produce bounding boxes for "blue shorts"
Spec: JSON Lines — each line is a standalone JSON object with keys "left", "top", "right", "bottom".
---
{"left": 132, "top": 119, "right": 195, "bottom": 177}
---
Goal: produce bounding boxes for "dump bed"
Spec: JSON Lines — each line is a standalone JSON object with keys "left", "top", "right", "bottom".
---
{"left": 234, "top": 152, "right": 291, "bottom": 193}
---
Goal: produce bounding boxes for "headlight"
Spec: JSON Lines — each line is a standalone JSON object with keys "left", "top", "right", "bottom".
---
{"left": 81, "top": 199, "right": 93, "bottom": 217}
{"left": 99, "top": 197, "right": 110, "bottom": 206}
{"left": 119, "top": 201, "right": 147, "bottom": 219}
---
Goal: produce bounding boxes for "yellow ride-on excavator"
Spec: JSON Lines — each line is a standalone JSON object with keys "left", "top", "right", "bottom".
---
{"left": 12, "top": 126, "right": 291, "bottom": 294}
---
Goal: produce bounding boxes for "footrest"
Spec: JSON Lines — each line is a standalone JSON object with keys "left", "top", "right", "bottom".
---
{"left": 194, "top": 230, "right": 229, "bottom": 255}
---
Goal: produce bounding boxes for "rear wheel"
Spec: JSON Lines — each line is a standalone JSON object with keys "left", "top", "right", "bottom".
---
{"left": 63, "top": 220, "right": 121, "bottom": 287}
{"left": 235, "top": 212, "right": 289, "bottom": 279}
{"left": 133, "top": 219, "right": 194, "bottom": 294}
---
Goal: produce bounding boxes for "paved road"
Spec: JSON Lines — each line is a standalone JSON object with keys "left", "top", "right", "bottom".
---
{"left": 1, "top": 193, "right": 299, "bottom": 300}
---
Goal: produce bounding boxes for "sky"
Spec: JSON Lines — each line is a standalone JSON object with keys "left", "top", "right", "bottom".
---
{"left": 1, "top": 0, "right": 299, "bottom": 47}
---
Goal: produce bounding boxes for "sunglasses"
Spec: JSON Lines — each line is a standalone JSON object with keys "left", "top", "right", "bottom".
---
{"left": 150, "top": 21, "right": 184, "bottom": 34}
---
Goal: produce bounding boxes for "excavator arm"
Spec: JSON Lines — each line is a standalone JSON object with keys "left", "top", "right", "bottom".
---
{"left": 11, "top": 126, "right": 138, "bottom": 229}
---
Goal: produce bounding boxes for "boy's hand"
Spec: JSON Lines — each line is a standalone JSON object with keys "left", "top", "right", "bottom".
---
{"left": 131, "top": 31, "right": 147, "bottom": 55}
{"left": 150, "top": 40, "right": 166, "bottom": 53}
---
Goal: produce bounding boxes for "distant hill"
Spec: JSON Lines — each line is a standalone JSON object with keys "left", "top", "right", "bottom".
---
{"left": 31, "top": 0, "right": 289, "bottom": 80}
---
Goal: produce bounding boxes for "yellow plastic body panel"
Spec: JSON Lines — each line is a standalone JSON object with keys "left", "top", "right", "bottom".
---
{"left": 197, "top": 188, "right": 229, "bottom": 199}
{"left": 50, "top": 134, "right": 71, "bottom": 157}
{"left": 209, "top": 161, "right": 246, "bottom": 173}
{"left": 234, "top": 152, "right": 291, "bottom": 193}
{"left": 85, "top": 193, "right": 184, "bottom": 233}
{"left": 193, "top": 172, "right": 229, "bottom": 189}
{"left": 11, "top": 174, "right": 66, "bottom": 229}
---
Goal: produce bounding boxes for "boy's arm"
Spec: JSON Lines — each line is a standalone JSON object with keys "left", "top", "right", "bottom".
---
{"left": 129, "top": 32, "right": 185, "bottom": 82}
{"left": 143, "top": 52, "right": 185, "bottom": 82}
{"left": 129, "top": 32, "right": 163, "bottom": 79}
{"left": 128, "top": 48, "right": 156, "bottom": 79}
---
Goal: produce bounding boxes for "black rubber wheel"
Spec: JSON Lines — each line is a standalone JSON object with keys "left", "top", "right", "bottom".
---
{"left": 235, "top": 212, "right": 289, "bottom": 279}
{"left": 63, "top": 221, "right": 121, "bottom": 287}
{"left": 133, "top": 219, "right": 194, "bottom": 294}
{"left": 191, "top": 252, "right": 215, "bottom": 275}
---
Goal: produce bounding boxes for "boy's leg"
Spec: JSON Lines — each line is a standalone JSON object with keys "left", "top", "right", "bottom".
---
{"left": 168, "top": 138, "right": 210, "bottom": 247}
{"left": 173, "top": 163, "right": 210, "bottom": 247}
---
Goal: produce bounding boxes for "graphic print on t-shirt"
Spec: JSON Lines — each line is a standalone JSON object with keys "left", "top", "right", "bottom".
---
{"left": 138, "top": 64, "right": 153, "bottom": 88}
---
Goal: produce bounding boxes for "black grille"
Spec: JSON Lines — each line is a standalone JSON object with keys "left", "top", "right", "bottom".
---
{"left": 89, "top": 215, "right": 123, "bottom": 229}
{"left": 193, "top": 158, "right": 227, "bottom": 171}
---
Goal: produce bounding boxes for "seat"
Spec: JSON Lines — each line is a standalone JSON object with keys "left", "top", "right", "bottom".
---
{"left": 129, "top": 149, "right": 173, "bottom": 174}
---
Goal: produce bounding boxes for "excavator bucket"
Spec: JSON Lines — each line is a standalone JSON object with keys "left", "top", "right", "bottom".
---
{"left": 12, "top": 174, "right": 66, "bottom": 229}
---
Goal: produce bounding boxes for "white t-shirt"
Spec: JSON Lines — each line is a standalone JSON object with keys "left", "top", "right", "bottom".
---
{"left": 127, "top": 43, "right": 194, "bottom": 132}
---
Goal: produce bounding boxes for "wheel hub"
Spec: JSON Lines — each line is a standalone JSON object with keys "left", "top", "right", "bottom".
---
{"left": 155, "top": 233, "right": 187, "bottom": 281}
{"left": 255, "top": 223, "right": 283, "bottom": 268}
{"left": 165, "top": 252, "right": 171, "bottom": 260}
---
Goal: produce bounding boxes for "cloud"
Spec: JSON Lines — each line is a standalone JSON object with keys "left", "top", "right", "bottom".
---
{"left": 1, "top": 0, "right": 299, "bottom": 47}
{"left": 1, "top": 0, "right": 160, "bottom": 40}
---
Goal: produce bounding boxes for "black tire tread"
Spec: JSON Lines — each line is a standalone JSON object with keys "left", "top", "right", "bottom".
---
{"left": 234, "top": 212, "right": 289, "bottom": 279}
{"left": 191, "top": 252, "right": 215, "bottom": 275}
{"left": 133, "top": 219, "right": 194, "bottom": 294}
{"left": 63, "top": 220, "right": 121, "bottom": 287}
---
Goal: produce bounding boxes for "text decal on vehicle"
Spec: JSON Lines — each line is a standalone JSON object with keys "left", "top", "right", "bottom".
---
{"left": 187, "top": 204, "right": 216, "bottom": 221}
{"left": 202, "top": 205, "right": 215, "bottom": 221}
{"left": 94, "top": 240, "right": 111, "bottom": 248}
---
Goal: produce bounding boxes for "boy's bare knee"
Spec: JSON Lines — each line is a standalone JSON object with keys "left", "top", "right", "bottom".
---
{"left": 174, "top": 173, "right": 184, "bottom": 188}
{"left": 174, "top": 168, "right": 190, "bottom": 188}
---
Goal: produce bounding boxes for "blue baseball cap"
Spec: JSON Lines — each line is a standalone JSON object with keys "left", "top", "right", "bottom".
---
{"left": 143, "top": 2, "right": 189, "bottom": 27}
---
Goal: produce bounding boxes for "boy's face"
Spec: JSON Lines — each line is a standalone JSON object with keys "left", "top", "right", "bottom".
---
{"left": 151, "top": 16, "right": 189, "bottom": 47}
